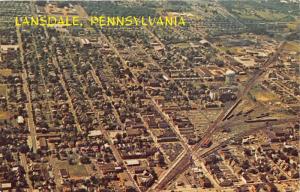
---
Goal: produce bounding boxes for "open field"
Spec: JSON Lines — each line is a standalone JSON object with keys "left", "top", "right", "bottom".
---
{"left": 232, "top": 8, "right": 292, "bottom": 22}
{"left": 55, "top": 160, "right": 89, "bottom": 179}
{"left": 255, "top": 10, "right": 286, "bottom": 21}
{"left": 287, "top": 20, "right": 300, "bottom": 31}
{"left": 174, "top": 42, "right": 191, "bottom": 48}
{"left": 250, "top": 85, "right": 279, "bottom": 102}
{"left": 283, "top": 41, "right": 300, "bottom": 52}
{"left": 221, "top": 0, "right": 299, "bottom": 21}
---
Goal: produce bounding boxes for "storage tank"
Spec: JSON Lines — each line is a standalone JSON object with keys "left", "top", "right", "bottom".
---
{"left": 225, "top": 70, "right": 235, "bottom": 85}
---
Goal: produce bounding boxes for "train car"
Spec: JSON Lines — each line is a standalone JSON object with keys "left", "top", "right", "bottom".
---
{"left": 227, "top": 114, "right": 234, "bottom": 120}
{"left": 201, "top": 138, "right": 212, "bottom": 148}
{"left": 256, "top": 113, "right": 270, "bottom": 119}
{"left": 245, "top": 118, "right": 277, "bottom": 123}
{"left": 243, "top": 108, "right": 254, "bottom": 116}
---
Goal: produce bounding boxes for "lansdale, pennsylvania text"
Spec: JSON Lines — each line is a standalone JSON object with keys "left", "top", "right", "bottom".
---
{"left": 15, "top": 16, "right": 187, "bottom": 27}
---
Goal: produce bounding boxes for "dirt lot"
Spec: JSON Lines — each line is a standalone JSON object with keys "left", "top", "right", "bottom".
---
{"left": 0, "top": 111, "right": 10, "bottom": 119}
{"left": 0, "top": 84, "right": 7, "bottom": 95}
{"left": 0, "top": 68, "right": 12, "bottom": 76}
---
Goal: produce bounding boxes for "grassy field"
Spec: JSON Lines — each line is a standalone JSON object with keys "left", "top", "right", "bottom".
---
{"left": 287, "top": 19, "right": 300, "bottom": 31}
{"left": 55, "top": 160, "right": 89, "bottom": 179}
{"left": 283, "top": 41, "right": 300, "bottom": 52}
{"left": 222, "top": 0, "right": 298, "bottom": 23}
{"left": 219, "top": 46, "right": 243, "bottom": 54}
{"left": 233, "top": 9, "right": 261, "bottom": 21}
{"left": 233, "top": 9, "right": 289, "bottom": 22}
{"left": 174, "top": 42, "right": 190, "bottom": 48}
{"left": 255, "top": 10, "right": 286, "bottom": 21}
{"left": 250, "top": 86, "right": 279, "bottom": 102}
{"left": 69, "top": 164, "right": 88, "bottom": 178}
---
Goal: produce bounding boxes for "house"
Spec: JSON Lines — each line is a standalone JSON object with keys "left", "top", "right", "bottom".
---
{"left": 241, "top": 173, "right": 254, "bottom": 183}
{"left": 98, "top": 163, "right": 119, "bottom": 174}
{"left": 137, "top": 174, "right": 154, "bottom": 188}
{"left": 126, "top": 129, "right": 142, "bottom": 137}
{"left": 88, "top": 130, "right": 102, "bottom": 138}
{"left": 219, "top": 178, "right": 233, "bottom": 187}
{"left": 17, "top": 116, "right": 25, "bottom": 124}
{"left": 125, "top": 159, "right": 140, "bottom": 166}
{"left": 39, "top": 137, "right": 48, "bottom": 150}
{"left": 200, "top": 39, "right": 210, "bottom": 46}
{"left": 199, "top": 177, "right": 212, "bottom": 188}
{"left": 80, "top": 38, "right": 91, "bottom": 47}
{"left": 60, "top": 169, "right": 69, "bottom": 178}
{"left": 0, "top": 183, "right": 12, "bottom": 190}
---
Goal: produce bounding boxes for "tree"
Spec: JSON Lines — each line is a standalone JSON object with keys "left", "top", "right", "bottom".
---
{"left": 104, "top": 153, "right": 110, "bottom": 163}
{"left": 116, "top": 133, "right": 122, "bottom": 142}
{"left": 19, "top": 144, "right": 30, "bottom": 153}
{"left": 158, "top": 153, "right": 165, "bottom": 166}
{"left": 80, "top": 156, "right": 91, "bottom": 164}
{"left": 90, "top": 175, "right": 99, "bottom": 185}
{"left": 4, "top": 151, "right": 13, "bottom": 161}
{"left": 126, "top": 186, "right": 137, "bottom": 192}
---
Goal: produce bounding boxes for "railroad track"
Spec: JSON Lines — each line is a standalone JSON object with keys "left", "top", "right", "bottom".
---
{"left": 199, "top": 117, "right": 299, "bottom": 159}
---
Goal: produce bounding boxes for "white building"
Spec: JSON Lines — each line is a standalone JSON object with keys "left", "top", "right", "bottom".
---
{"left": 225, "top": 70, "right": 236, "bottom": 85}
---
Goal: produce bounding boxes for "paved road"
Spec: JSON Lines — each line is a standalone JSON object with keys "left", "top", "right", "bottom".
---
{"left": 20, "top": 154, "right": 33, "bottom": 190}
{"left": 16, "top": 26, "right": 38, "bottom": 154}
